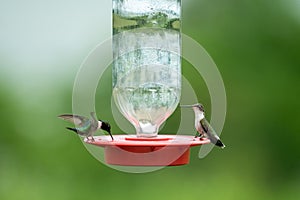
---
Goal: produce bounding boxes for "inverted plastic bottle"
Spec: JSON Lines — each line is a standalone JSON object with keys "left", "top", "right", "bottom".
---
{"left": 112, "top": 0, "right": 181, "bottom": 137}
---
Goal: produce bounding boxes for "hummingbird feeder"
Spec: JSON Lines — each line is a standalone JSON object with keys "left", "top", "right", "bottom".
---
{"left": 86, "top": 0, "right": 210, "bottom": 166}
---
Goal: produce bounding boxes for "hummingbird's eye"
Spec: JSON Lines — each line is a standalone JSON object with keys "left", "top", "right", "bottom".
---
{"left": 200, "top": 105, "right": 204, "bottom": 112}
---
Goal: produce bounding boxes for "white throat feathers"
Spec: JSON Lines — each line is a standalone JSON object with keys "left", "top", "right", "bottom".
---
{"left": 193, "top": 107, "right": 205, "bottom": 121}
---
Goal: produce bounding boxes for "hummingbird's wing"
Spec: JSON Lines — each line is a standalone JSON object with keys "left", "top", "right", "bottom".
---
{"left": 200, "top": 118, "right": 218, "bottom": 137}
{"left": 66, "top": 127, "right": 87, "bottom": 137}
{"left": 199, "top": 118, "right": 209, "bottom": 133}
{"left": 58, "top": 114, "right": 90, "bottom": 126}
{"left": 200, "top": 118, "right": 225, "bottom": 148}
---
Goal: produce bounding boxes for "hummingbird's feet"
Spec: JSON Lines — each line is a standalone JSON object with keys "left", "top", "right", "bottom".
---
{"left": 85, "top": 136, "right": 95, "bottom": 142}
{"left": 194, "top": 132, "right": 202, "bottom": 138}
{"left": 193, "top": 135, "right": 199, "bottom": 141}
{"left": 194, "top": 132, "right": 205, "bottom": 141}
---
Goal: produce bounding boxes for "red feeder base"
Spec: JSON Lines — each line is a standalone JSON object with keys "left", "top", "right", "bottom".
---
{"left": 85, "top": 135, "right": 210, "bottom": 166}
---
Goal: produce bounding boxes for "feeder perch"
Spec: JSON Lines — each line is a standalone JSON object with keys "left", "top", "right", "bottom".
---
{"left": 85, "top": 135, "right": 210, "bottom": 166}
{"left": 84, "top": 0, "right": 210, "bottom": 166}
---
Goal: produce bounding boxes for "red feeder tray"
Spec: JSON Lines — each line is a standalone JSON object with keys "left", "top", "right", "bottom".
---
{"left": 85, "top": 135, "right": 210, "bottom": 166}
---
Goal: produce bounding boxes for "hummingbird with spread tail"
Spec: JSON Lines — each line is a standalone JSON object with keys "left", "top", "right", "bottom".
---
{"left": 58, "top": 112, "right": 114, "bottom": 141}
{"left": 181, "top": 103, "right": 225, "bottom": 148}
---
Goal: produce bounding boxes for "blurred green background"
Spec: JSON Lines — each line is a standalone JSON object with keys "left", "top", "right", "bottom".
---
{"left": 1, "top": 0, "right": 299, "bottom": 199}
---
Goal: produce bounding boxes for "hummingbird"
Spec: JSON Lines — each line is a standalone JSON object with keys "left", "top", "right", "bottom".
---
{"left": 58, "top": 112, "right": 114, "bottom": 141}
{"left": 181, "top": 103, "right": 225, "bottom": 148}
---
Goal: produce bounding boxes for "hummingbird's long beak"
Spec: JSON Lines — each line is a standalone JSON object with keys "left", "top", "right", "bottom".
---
{"left": 108, "top": 131, "right": 114, "bottom": 141}
{"left": 180, "top": 104, "right": 197, "bottom": 108}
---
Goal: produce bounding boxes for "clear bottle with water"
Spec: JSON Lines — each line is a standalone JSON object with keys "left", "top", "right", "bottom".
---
{"left": 112, "top": 0, "right": 181, "bottom": 137}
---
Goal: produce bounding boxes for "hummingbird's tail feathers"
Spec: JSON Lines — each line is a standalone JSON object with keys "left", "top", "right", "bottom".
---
{"left": 215, "top": 139, "right": 225, "bottom": 149}
{"left": 66, "top": 127, "right": 87, "bottom": 137}
{"left": 66, "top": 127, "right": 78, "bottom": 133}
